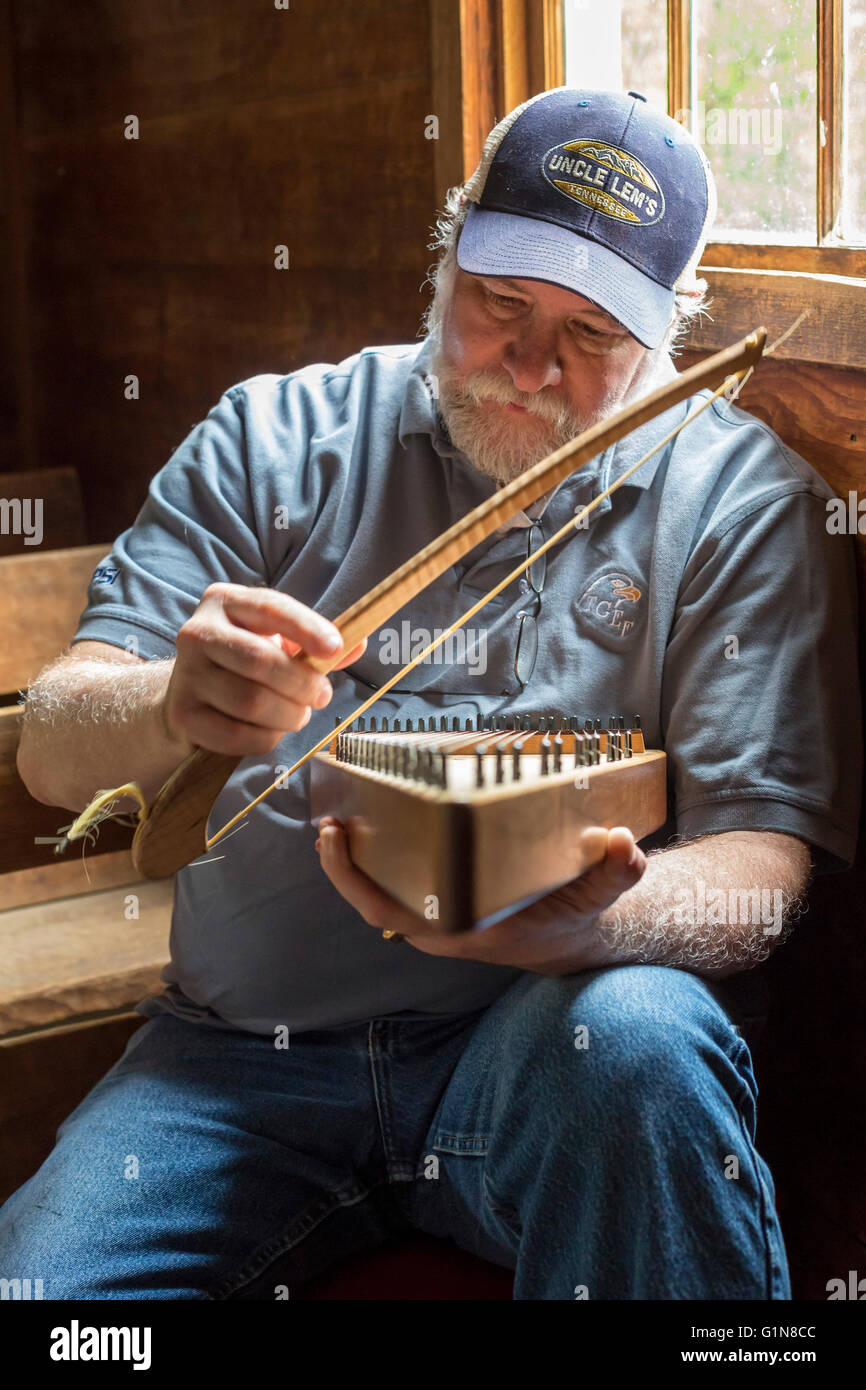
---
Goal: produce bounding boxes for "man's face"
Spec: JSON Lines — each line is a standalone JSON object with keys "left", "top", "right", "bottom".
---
{"left": 428, "top": 266, "right": 660, "bottom": 485}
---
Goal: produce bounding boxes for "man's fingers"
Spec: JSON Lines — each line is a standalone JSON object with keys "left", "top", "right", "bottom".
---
{"left": 332, "top": 637, "right": 368, "bottom": 669}
{"left": 572, "top": 826, "right": 646, "bottom": 914}
{"left": 203, "top": 583, "right": 343, "bottom": 660}
{"left": 316, "top": 819, "right": 409, "bottom": 935}
{"left": 194, "top": 660, "right": 331, "bottom": 732}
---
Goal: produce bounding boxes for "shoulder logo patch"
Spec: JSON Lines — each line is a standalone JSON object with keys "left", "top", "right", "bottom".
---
{"left": 541, "top": 140, "right": 664, "bottom": 226}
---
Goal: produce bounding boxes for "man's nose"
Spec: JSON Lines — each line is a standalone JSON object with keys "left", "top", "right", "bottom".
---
{"left": 502, "top": 333, "right": 563, "bottom": 395}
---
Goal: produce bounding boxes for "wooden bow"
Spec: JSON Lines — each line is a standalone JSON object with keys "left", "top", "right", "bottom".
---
{"left": 122, "top": 328, "right": 765, "bottom": 878}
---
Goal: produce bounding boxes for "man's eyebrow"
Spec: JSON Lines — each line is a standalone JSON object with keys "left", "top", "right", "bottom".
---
{"left": 481, "top": 276, "right": 624, "bottom": 328}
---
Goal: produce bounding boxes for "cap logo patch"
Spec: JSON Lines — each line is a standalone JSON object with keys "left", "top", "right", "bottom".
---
{"left": 541, "top": 140, "right": 664, "bottom": 226}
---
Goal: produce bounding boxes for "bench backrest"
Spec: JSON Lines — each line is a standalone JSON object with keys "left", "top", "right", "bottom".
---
{"left": 0, "top": 542, "right": 135, "bottom": 908}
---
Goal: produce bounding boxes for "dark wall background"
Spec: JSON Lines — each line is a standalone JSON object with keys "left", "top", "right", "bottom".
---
{"left": 0, "top": 0, "right": 440, "bottom": 539}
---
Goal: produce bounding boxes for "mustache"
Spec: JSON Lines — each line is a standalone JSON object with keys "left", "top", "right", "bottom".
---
{"left": 438, "top": 368, "right": 587, "bottom": 435}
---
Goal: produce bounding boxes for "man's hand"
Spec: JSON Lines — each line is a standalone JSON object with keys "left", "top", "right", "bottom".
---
{"left": 315, "top": 817, "right": 647, "bottom": 974}
{"left": 163, "top": 582, "right": 366, "bottom": 757}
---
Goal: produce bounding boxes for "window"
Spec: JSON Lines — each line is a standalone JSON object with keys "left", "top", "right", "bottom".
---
{"left": 561, "top": 0, "right": 865, "bottom": 275}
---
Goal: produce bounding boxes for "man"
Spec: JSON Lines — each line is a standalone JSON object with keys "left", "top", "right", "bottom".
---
{"left": 1, "top": 89, "right": 859, "bottom": 1299}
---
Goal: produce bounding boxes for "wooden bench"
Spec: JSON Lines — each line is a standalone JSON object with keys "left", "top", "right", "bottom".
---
{"left": 0, "top": 541, "right": 172, "bottom": 1203}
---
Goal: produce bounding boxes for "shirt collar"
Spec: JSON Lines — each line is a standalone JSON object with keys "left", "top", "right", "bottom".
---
{"left": 398, "top": 336, "right": 452, "bottom": 453}
{"left": 397, "top": 337, "right": 688, "bottom": 531}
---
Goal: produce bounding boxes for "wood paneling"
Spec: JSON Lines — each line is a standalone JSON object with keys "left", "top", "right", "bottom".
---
{"left": 0, "top": 543, "right": 111, "bottom": 694}
{"left": 690, "top": 269, "right": 866, "bottom": 369}
{"left": 678, "top": 350, "right": 866, "bottom": 586}
{"left": 704, "top": 241, "right": 866, "bottom": 279}
{"left": 0, "top": 1, "right": 34, "bottom": 475}
{"left": 5, "top": 0, "right": 438, "bottom": 547}
{"left": 14, "top": 0, "right": 428, "bottom": 136}
{"left": 0, "top": 466, "right": 86, "bottom": 554}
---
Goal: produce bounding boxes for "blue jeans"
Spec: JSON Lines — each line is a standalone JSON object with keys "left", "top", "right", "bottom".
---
{"left": 0, "top": 965, "right": 789, "bottom": 1300}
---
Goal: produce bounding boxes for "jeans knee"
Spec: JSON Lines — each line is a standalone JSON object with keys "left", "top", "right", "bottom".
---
{"left": 513, "top": 964, "right": 748, "bottom": 1114}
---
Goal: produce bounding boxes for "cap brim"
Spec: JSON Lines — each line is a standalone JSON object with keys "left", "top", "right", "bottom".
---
{"left": 456, "top": 204, "right": 673, "bottom": 350}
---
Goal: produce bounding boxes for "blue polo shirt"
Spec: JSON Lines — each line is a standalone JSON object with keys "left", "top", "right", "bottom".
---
{"left": 71, "top": 338, "right": 862, "bottom": 1035}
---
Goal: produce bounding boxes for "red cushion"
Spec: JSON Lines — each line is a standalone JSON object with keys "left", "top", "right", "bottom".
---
{"left": 300, "top": 1235, "right": 514, "bottom": 1300}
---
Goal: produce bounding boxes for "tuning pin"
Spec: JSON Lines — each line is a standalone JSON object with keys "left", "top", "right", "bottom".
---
{"left": 540, "top": 732, "right": 550, "bottom": 775}
{"left": 626, "top": 729, "right": 633, "bottom": 758}
{"left": 495, "top": 743, "right": 505, "bottom": 784}
{"left": 553, "top": 726, "right": 563, "bottom": 772}
{"left": 512, "top": 740, "right": 523, "bottom": 781}
{"left": 465, "top": 717, "right": 474, "bottom": 730}
{"left": 452, "top": 717, "right": 460, "bottom": 731}
{"left": 370, "top": 716, "right": 377, "bottom": 731}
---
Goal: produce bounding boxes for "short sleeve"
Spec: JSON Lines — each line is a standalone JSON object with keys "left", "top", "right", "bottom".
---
{"left": 72, "top": 388, "right": 265, "bottom": 660}
{"left": 661, "top": 486, "right": 862, "bottom": 871}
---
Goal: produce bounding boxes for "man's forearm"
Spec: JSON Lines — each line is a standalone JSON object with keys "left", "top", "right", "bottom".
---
{"left": 562, "top": 830, "right": 812, "bottom": 978}
{"left": 17, "top": 654, "right": 191, "bottom": 812}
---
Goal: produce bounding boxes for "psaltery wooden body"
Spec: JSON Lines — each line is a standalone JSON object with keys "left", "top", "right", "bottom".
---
{"left": 310, "top": 715, "right": 666, "bottom": 932}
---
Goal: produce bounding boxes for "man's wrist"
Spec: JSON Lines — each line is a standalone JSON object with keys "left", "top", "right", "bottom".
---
{"left": 154, "top": 689, "right": 193, "bottom": 757}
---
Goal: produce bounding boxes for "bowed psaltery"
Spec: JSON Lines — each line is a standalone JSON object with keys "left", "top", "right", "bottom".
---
{"left": 56, "top": 329, "right": 766, "bottom": 927}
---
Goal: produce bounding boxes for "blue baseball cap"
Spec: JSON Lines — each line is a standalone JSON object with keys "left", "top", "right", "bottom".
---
{"left": 456, "top": 87, "right": 716, "bottom": 349}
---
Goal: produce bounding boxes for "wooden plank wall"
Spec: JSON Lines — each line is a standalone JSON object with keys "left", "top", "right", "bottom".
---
{"left": 0, "top": 0, "right": 440, "bottom": 538}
